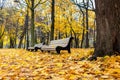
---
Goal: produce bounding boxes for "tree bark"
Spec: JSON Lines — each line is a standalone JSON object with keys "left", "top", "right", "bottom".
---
{"left": 26, "top": 7, "right": 29, "bottom": 50}
{"left": 89, "top": 0, "right": 120, "bottom": 60}
{"left": 30, "top": 0, "right": 35, "bottom": 46}
{"left": 0, "top": 39, "right": 3, "bottom": 48}
{"left": 50, "top": 0, "right": 55, "bottom": 40}
{"left": 18, "top": 13, "right": 28, "bottom": 48}
{"left": 85, "top": 0, "right": 89, "bottom": 48}
{"left": 80, "top": 7, "right": 85, "bottom": 48}
{"left": 10, "top": 37, "right": 14, "bottom": 48}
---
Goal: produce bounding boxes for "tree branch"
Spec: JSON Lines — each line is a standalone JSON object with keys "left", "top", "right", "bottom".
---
{"left": 25, "top": 0, "right": 31, "bottom": 9}
{"left": 34, "top": 0, "right": 47, "bottom": 9}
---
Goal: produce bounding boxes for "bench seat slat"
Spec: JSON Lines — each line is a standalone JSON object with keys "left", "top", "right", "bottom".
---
{"left": 27, "top": 43, "right": 44, "bottom": 51}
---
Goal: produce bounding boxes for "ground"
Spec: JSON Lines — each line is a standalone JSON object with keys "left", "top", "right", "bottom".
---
{"left": 0, "top": 48, "right": 120, "bottom": 80}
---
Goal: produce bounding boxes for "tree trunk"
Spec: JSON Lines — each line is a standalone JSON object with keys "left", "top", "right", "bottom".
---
{"left": 50, "top": 0, "right": 55, "bottom": 40}
{"left": 26, "top": 8, "right": 29, "bottom": 50}
{"left": 93, "top": 18, "right": 96, "bottom": 47}
{"left": 34, "top": 30, "right": 37, "bottom": 44}
{"left": 80, "top": 8, "right": 85, "bottom": 48}
{"left": 18, "top": 14, "right": 28, "bottom": 48}
{"left": 89, "top": 0, "right": 120, "bottom": 60}
{"left": 58, "top": 31, "right": 60, "bottom": 39}
{"left": 10, "top": 37, "right": 14, "bottom": 48}
{"left": 74, "top": 34, "right": 78, "bottom": 48}
{"left": 30, "top": 0, "right": 35, "bottom": 46}
{"left": 85, "top": 0, "right": 89, "bottom": 48}
{"left": 0, "top": 39, "right": 3, "bottom": 48}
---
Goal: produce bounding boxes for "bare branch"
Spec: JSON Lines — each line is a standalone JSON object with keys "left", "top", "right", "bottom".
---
{"left": 0, "top": 0, "right": 7, "bottom": 10}
{"left": 34, "top": 0, "right": 47, "bottom": 9}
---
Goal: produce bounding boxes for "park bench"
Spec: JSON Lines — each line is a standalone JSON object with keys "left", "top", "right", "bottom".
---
{"left": 41, "top": 37, "right": 73, "bottom": 53}
{"left": 27, "top": 42, "right": 44, "bottom": 51}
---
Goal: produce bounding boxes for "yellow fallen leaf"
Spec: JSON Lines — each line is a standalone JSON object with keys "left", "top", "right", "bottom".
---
{"left": 56, "top": 63, "right": 63, "bottom": 67}
{"left": 101, "top": 75, "right": 109, "bottom": 79}
{"left": 58, "top": 71, "right": 66, "bottom": 75}
{"left": 69, "top": 74, "right": 77, "bottom": 79}
{"left": 19, "top": 77, "right": 26, "bottom": 80}
{"left": 111, "top": 74, "right": 120, "bottom": 78}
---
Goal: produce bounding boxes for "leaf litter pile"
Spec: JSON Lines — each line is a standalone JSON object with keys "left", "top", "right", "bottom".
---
{"left": 0, "top": 49, "right": 120, "bottom": 80}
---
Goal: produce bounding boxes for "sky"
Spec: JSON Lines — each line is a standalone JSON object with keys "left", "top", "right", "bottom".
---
{"left": 0, "top": 0, "right": 95, "bottom": 9}
{"left": 0, "top": 0, "right": 15, "bottom": 8}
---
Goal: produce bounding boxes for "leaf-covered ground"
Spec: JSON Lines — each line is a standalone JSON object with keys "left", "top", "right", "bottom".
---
{"left": 0, "top": 49, "right": 120, "bottom": 80}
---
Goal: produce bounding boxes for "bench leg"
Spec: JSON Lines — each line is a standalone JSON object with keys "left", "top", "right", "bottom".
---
{"left": 68, "top": 48, "right": 71, "bottom": 53}
{"left": 35, "top": 47, "right": 38, "bottom": 52}
{"left": 41, "top": 50, "right": 43, "bottom": 52}
{"left": 56, "top": 50, "right": 60, "bottom": 54}
{"left": 27, "top": 49, "right": 30, "bottom": 51}
{"left": 31, "top": 49, "right": 34, "bottom": 52}
{"left": 48, "top": 51, "right": 50, "bottom": 53}
{"left": 56, "top": 47, "right": 61, "bottom": 54}
{"left": 57, "top": 50, "right": 60, "bottom": 54}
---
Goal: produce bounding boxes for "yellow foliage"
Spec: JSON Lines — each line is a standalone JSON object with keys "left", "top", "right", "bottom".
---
{"left": 18, "top": 17, "right": 24, "bottom": 26}
{"left": 0, "top": 24, "right": 5, "bottom": 39}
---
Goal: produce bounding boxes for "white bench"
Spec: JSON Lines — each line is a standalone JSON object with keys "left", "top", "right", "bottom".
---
{"left": 41, "top": 37, "right": 73, "bottom": 53}
{"left": 28, "top": 43, "right": 44, "bottom": 51}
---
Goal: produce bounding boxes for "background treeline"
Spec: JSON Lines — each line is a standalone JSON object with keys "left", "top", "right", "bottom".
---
{"left": 0, "top": 0, "right": 95, "bottom": 49}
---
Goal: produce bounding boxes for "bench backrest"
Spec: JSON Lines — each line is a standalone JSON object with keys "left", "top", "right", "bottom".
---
{"left": 49, "top": 37, "right": 73, "bottom": 47}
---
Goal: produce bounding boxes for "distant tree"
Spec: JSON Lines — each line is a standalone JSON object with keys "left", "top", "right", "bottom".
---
{"left": 72, "top": 0, "right": 95, "bottom": 48}
{"left": 0, "top": 25, "right": 5, "bottom": 48}
{"left": 50, "top": 0, "right": 55, "bottom": 40}
{"left": 85, "top": 0, "right": 89, "bottom": 48}
{"left": 18, "top": 13, "right": 28, "bottom": 48}
{"left": 25, "top": 0, "right": 46, "bottom": 46}
{"left": 0, "top": 9, "right": 7, "bottom": 48}
{"left": 0, "top": 11, "right": 5, "bottom": 40}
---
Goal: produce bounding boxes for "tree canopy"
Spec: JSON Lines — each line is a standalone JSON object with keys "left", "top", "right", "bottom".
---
{"left": 0, "top": 0, "right": 95, "bottom": 48}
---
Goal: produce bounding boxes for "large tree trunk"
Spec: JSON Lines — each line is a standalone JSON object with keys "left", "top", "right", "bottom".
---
{"left": 90, "top": 0, "right": 120, "bottom": 60}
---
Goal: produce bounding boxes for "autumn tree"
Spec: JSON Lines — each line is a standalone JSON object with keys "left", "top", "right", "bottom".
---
{"left": 72, "top": 0, "right": 89, "bottom": 48}
{"left": 89, "top": 0, "right": 120, "bottom": 60}
{"left": 5, "top": 9, "right": 22, "bottom": 48}
{"left": 25, "top": 0, "right": 46, "bottom": 46}
{"left": 0, "top": 25, "right": 5, "bottom": 48}
{"left": 14, "top": 0, "right": 29, "bottom": 48}
{"left": 2, "top": 0, "right": 26, "bottom": 48}
{"left": 0, "top": 10, "right": 5, "bottom": 48}
{"left": 55, "top": 0, "right": 82, "bottom": 47}
{"left": 72, "top": 0, "right": 95, "bottom": 48}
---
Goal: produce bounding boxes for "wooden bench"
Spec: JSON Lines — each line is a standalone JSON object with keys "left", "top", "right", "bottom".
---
{"left": 41, "top": 37, "right": 73, "bottom": 53}
{"left": 27, "top": 42, "right": 44, "bottom": 51}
